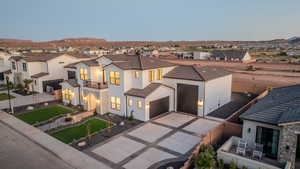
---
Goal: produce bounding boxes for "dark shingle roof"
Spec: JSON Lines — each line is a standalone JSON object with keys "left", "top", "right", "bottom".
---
{"left": 240, "top": 84, "right": 300, "bottom": 125}
{"left": 211, "top": 50, "right": 248, "bottom": 60}
{"left": 164, "top": 65, "right": 231, "bottom": 81}
{"left": 64, "top": 79, "right": 80, "bottom": 87}
{"left": 31, "top": 72, "right": 49, "bottom": 78}
{"left": 104, "top": 55, "right": 175, "bottom": 70}
{"left": 124, "top": 83, "right": 162, "bottom": 98}
{"left": 77, "top": 59, "right": 99, "bottom": 66}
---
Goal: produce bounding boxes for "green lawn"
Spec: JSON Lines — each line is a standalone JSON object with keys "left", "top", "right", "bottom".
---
{"left": 16, "top": 105, "right": 73, "bottom": 125}
{"left": 52, "top": 118, "right": 111, "bottom": 144}
{"left": 0, "top": 93, "right": 15, "bottom": 101}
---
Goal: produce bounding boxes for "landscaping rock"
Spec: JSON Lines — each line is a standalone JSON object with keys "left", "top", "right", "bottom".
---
{"left": 78, "top": 141, "right": 86, "bottom": 147}
{"left": 120, "top": 121, "right": 125, "bottom": 126}
{"left": 26, "top": 106, "right": 34, "bottom": 110}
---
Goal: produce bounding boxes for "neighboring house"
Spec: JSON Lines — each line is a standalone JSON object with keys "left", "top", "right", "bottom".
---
{"left": 238, "top": 84, "right": 300, "bottom": 168}
{"left": 60, "top": 54, "right": 232, "bottom": 121}
{"left": 210, "top": 50, "right": 252, "bottom": 62}
{"left": 192, "top": 51, "right": 212, "bottom": 60}
{"left": 83, "top": 48, "right": 110, "bottom": 56}
{"left": 0, "top": 52, "right": 11, "bottom": 85}
{"left": 141, "top": 49, "right": 159, "bottom": 57}
{"left": 9, "top": 53, "right": 93, "bottom": 93}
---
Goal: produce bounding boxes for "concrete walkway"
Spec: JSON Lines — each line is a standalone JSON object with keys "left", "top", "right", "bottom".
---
{"left": 0, "top": 91, "right": 55, "bottom": 109}
{"left": 0, "top": 111, "right": 112, "bottom": 169}
{"left": 86, "top": 112, "right": 221, "bottom": 169}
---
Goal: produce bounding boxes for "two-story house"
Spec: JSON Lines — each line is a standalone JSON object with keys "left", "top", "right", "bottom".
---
{"left": 0, "top": 51, "right": 11, "bottom": 85}
{"left": 8, "top": 53, "right": 93, "bottom": 93}
{"left": 60, "top": 54, "right": 232, "bottom": 121}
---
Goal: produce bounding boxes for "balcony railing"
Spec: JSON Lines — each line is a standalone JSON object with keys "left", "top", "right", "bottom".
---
{"left": 83, "top": 81, "right": 108, "bottom": 89}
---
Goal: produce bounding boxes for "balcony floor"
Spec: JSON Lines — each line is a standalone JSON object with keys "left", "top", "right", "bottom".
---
{"left": 229, "top": 145, "right": 285, "bottom": 168}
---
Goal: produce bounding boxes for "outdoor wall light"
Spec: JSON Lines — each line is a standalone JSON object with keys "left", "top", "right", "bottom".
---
{"left": 145, "top": 104, "right": 150, "bottom": 109}
{"left": 96, "top": 99, "right": 101, "bottom": 104}
{"left": 197, "top": 100, "right": 203, "bottom": 107}
{"left": 248, "top": 128, "right": 251, "bottom": 133}
{"left": 83, "top": 97, "right": 87, "bottom": 101}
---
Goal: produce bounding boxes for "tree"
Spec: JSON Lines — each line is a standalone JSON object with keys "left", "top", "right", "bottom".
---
{"left": 23, "top": 79, "right": 33, "bottom": 93}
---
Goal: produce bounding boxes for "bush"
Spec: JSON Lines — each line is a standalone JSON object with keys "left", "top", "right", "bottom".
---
{"left": 217, "top": 159, "right": 224, "bottom": 169}
{"left": 229, "top": 161, "right": 237, "bottom": 169}
{"left": 16, "top": 83, "right": 24, "bottom": 90}
{"left": 194, "top": 145, "right": 216, "bottom": 169}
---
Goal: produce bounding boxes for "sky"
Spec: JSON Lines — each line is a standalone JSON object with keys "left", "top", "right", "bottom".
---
{"left": 1, "top": 0, "right": 300, "bottom": 42}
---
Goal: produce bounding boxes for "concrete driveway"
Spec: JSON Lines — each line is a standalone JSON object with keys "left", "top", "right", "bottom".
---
{"left": 86, "top": 112, "right": 221, "bottom": 169}
{"left": 0, "top": 91, "right": 55, "bottom": 109}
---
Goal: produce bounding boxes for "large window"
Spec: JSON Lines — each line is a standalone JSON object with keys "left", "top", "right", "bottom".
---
{"left": 111, "top": 96, "right": 121, "bottom": 110}
{"left": 110, "top": 71, "right": 120, "bottom": 86}
{"left": 128, "top": 99, "right": 133, "bottom": 106}
{"left": 12, "top": 61, "right": 16, "bottom": 70}
{"left": 103, "top": 70, "right": 107, "bottom": 82}
{"left": 256, "top": 126, "right": 280, "bottom": 159}
{"left": 80, "top": 68, "right": 88, "bottom": 80}
{"left": 157, "top": 69, "right": 163, "bottom": 80}
{"left": 63, "top": 89, "right": 72, "bottom": 100}
{"left": 22, "top": 63, "right": 27, "bottom": 72}
{"left": 148, "top": 70, "right": 155, "bottom": 82}
{"left": 134, "top": 71, "right": 139, "bottom": 78}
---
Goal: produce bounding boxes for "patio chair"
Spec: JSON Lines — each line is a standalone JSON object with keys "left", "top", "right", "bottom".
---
{"left": 236, "top": 139, "right": 247, "bottom": 156}
{"left": 252, "top": 143, "right": 263, "bottom": 160}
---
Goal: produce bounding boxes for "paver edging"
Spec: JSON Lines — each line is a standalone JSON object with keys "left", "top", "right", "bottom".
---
{"left": 50, "top": 116, "right": 116, "bottom": 145}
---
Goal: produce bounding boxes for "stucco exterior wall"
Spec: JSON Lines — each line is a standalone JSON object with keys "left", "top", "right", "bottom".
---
{"left": 163, "top": 78, "right": 205, "bottom": 116}
{"left": 242, "top": 120, "right": 282, "bottom": 148}
{"left": 204, "top": 74, "right": 232, "bottom": 115}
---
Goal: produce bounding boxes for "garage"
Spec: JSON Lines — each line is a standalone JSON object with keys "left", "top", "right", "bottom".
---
{"left": 42, "top": 79, "right": 63, "bottom": 92}
{"left": 177, "top": 83, "right": 198, "bottom": 115}
{"left": 149, "top": 96, "right": 169, "bottom": 119}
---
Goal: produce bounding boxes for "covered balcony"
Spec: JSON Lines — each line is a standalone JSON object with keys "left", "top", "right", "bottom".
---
{"left": 83, "top": 80, "right": 108, "bottom": 90}
{"left": 217, "top": 136, "right": 291, "bottom": 169}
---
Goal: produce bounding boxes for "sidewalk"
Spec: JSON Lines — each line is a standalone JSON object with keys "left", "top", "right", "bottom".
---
{"left": 0, "top": 91, "right": 55, "bottom": 109}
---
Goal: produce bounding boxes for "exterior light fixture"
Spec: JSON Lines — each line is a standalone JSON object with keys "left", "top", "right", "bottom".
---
{"left": 248, "top": 128, "right": 251, "bottom": 133}
{"left": 197, "top": 100, "right": 203, "bottom": 107}
{"left": 96, "top": 99, "right": 101, "bottom": 104}
{"left": 145, "top": 104, "right": 150, "bottom": 109}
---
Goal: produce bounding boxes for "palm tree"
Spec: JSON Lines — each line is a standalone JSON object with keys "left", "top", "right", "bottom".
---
{"left": 23, "top": 79, "right": 33, "bottom": 94}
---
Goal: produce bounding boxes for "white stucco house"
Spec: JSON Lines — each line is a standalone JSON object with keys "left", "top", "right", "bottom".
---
{"left": 0, "top": 51, "right": 12, "bottom": 85}
{"left": 8, "top": 53, "right": 94, "bottom": 93}
{"left": 210, "top": 50, "right": 252, "bottom": 62}
{"left": 60, "top": 54, "right": 232, "bottom": 121}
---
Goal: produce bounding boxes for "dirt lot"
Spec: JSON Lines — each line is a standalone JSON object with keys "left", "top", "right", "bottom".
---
{"left": 164, "top": 59, "right": 300, "bottom": 94}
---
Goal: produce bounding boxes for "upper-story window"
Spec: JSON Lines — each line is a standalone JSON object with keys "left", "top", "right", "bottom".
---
{"left": 148, "top": 70, "right": 155, "bottom": 82}
{"left": 12, "top": 61, "right": 16, "bottom": 70}
{"left": 110, "top": 71, "right": 120, "bottom": 86}
{"left": 22, "top": 63, "right": 27, "bottom": 72}
{"left": 80, "top": 68, "right": 88, "bottom": 80}
{"left": 157, "top": 69, "right": 163, "bottom": 80}
{"left": 134, "top": 71, "right": 139, "bottom": 78}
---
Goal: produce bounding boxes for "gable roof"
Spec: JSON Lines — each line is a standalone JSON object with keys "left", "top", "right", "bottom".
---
{"left": 63, "top": 79, "right": 80, "bottom": 87}
{"left": 211, "top": 50, "right": 248, "bottom": 60}
{"left": 124, "top": 83, "right": 166, "bottom": 98}
{"left": 164, "top": 65, "right": 231, "bottom": 81}
{"left": 77, "top": 58, "right": 99, "bottom": 67}
{"left": 240, "top": 84, "right": 300, "bottom": 125}
{"left": 31, "top": 72, "right": 49, "bottom": 78}
{"left": 22, "top": 53, "right": 65, "bottom": 62}
{"left": 103, "top": 54, "right": 175, "bottom": 70}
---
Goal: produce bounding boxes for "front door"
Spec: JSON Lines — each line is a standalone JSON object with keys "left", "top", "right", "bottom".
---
{"left": 256, "top": 126, "right": 280, "bottom": 159}
{"left": 87, "top": 94, "right": 97, "bottom": 111}
{"left": 177, "top": 84, "right": 198, "bottom": 115}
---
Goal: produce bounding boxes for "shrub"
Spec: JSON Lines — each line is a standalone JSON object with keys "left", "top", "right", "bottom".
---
{"left": 217, "top": 159, "right": 224, "bottom": 169}
{"left": 194, "top": 145, "right": 216, "bottom": 169}
{"left": 16, "top": 83, "right": 24, "bottom": 90}
{"left": 229, "top": 161, "right": 237, "bottom": 169}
